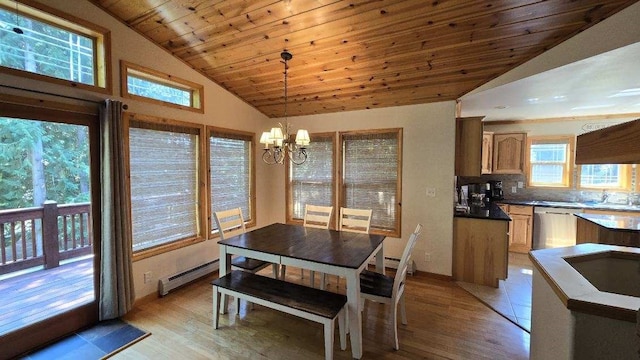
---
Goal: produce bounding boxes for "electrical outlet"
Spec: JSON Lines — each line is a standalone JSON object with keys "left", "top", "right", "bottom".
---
{"left": 517, "top": 181, "right": 524, "bottom": 188}
{"left": 511, "top": 186, "right": 517, "bottom": 193}
{"left": 143, "top": 271, "right": 152, "bottom": 284}
{"left": 426, "top": 187, "right": 436, "bottom": 197}
{"left": 425, "top": 252, "right": 431, "bottom": 262}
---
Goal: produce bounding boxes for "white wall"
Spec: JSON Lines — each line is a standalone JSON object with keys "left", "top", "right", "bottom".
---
{"left": 0, "top": 0, "right": 271, "bottom": 299}
{"left": 269, "top": 102, "right": 458, "bottom": 276}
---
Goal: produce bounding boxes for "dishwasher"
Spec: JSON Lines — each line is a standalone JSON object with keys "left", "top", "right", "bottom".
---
{"left": 533, "top": 207, "right": 584, "bottom": 249}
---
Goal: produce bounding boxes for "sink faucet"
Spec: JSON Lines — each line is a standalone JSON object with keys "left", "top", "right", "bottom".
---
{"left": 601, "top": 189, "right": 609, "bottom": 203}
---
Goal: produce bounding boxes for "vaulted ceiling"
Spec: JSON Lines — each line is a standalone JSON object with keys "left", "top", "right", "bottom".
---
{"left": 92, "top": 0, "right": 638, "bottom": 118}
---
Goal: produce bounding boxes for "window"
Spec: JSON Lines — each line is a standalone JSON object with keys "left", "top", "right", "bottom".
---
{"left": 121, "top": 61, "right": 203, "bottom": 112}
{"left": 127, "top": 115, "right": 204, "bottom": 255}
{"left": 578, "top": 164, "right": 631, "bottom": 190}
{"left": 0, "top": 0, "right": 110, "bottom": 92}
{"left": 527, "top": 136, "right": 574, "bottom": 188}
{"left": 340, "top": 129, "right": 402, "bottom": 237}
{"left": 209, "top": 127, "right": 255, "bottom": 234}
{"left": 286, "top": 133, "right": 336, "bottom": 225}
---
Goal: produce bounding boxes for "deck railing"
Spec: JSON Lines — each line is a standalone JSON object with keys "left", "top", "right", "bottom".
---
{"left": 0, "top": 201, "right": 92, "bottom": 275}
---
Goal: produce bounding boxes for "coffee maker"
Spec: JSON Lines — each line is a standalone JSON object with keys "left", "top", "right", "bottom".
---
{"left": 486, "top": 180, "right": 504, "bottom": 201}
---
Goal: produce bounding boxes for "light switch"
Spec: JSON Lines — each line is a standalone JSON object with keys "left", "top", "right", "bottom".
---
{"left": 518, "top": 181, "right": 524, "bottom": 188}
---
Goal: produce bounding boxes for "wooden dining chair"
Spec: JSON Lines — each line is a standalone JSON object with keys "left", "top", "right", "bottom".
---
{"left": 214, "top": 208, "right": 278, "bottom": 277}
{"left": 297, "top": 205, "right": 333, "bottom": 286}
{"left": 339, "top": 207, "right": 373, "bottom": 234}
{"left": 320, "top": 207, "right": 374, "bottom": 289}
{"left": 359, "top": 223, "right": 423, "bottom": 350}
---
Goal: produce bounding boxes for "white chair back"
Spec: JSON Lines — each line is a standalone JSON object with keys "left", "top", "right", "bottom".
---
{"left": 214, "top": 208, "right": 246, "bottom": 240}
{"left": 303, "top": 205, "right": 333, "bottom": 229}
{"left": 392, "top": 224, "right": 422, "bottom": 299}
{"left": 339, "top": 207, "right": 372, "bottom": 234}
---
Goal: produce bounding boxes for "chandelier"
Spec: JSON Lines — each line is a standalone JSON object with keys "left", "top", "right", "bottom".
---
{"left": 260, "top": 51, "right": 310, "bottom": 165}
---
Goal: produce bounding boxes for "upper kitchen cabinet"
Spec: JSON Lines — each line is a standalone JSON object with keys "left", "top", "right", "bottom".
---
{"left": 455, "top": 117, "right": 484, "bottom": 176}
{"left": 482, "top": 132, "right": 493, "bottom": 174}
{"left": 492, "top": 133, "right": 527, "bottom": 174}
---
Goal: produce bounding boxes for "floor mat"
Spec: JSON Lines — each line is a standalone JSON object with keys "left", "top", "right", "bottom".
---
{"left": 23, "top": 319, "right": 150, "bottom": 359}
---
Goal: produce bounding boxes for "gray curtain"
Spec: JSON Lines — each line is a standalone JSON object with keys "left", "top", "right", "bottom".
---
{"left": 99, "top": 99, "right": 135, "bottom": 320}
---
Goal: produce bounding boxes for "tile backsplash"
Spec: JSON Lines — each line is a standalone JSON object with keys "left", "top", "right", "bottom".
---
{"left": 458, "top": 172, "right": 638, "bottom": 205}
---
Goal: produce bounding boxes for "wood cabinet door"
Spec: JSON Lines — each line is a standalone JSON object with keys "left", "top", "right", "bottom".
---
{"left": 492, "top": 133, "right": 526, "bottom": 174}
{"left": 509, "top": 214, "right": 532, "bottom": 253}
{"left": 454, "top": 117, "right": 484, "bottom": 176}
{"left": 481, "top": 132, "right": 493, "bottom": 174}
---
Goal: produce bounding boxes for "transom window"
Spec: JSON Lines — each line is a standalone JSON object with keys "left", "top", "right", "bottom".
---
{"left": 527, "top": 136, "right": 574, "bottom": 188}
{"left": 209, "top": 127, "right": 255, "bottom": 234}
{"left": 0, "top": 0, "right": 110, "bottom": 92}
{"left": 121, "top": 61, "right": 203, "bottom": 112}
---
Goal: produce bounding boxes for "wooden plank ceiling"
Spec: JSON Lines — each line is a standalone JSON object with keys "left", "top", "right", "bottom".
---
{"left": 92, "top": 0, "right": 638, "bottom": 118}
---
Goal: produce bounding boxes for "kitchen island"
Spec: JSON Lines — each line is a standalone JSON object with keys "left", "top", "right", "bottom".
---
{"left": 576, "top": 213, "right": 640, "bottom": 247}
{"left": 453, "top": 202, "right": 510, "bottom": 287}
{"left": 529, "top": 244, "right": 640, "bottom": 359}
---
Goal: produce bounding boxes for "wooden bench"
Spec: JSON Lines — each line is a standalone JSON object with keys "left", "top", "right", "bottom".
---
{"left": 212, "top": 270, "right": 347, "bottom": 360}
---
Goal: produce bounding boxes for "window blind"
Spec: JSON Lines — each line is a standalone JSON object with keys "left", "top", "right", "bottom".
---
{"left": 210, "top": 132, "right": 252, "bottom": 230}
{"left": 290, "top": 134, "right": 334, "bottom": 219}
{"left": 129, "top": 127, "right": 199, "bottom": 252}
{"left": 342, "top": 131, "right": 400, "bottom": 233}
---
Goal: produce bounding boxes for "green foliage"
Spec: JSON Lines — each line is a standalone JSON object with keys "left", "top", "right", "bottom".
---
{"left": 0, "top": 117, "right": 90, "bottom": 210}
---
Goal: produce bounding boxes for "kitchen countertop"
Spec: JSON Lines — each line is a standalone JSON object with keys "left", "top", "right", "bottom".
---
{"left": 529, "top": 244, "right": 640, "bottom": 323}
{"left": 575, "top": 213, "right": 640, "bottom": 232}
{"left": 500, "top": 199, "right": 640, "bottom": 212}
{"left": 454, "top": 202, "right": 510, "bottom": 221}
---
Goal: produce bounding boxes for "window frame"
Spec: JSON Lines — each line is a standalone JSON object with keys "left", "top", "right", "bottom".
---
{"left": 121, "top": 61, "right": 204, "bottom": 113}
{"left": 207, "top": 126, "right": 256, "bottom": 238}
{"left": 577, "top": 163, "right": 632, "bottom": 191}
{"left": 285, "top": 132, "right": 338, "bottom": 228}
{"left": 124, "top": 112, "right": 207, "bottom": 261}
{"left": 339, "top": 128, "right": 403, "bottom": 238}
{"left": 526, "top": 135, "right": 575, "bottom": 188}
{"left": 0, "top": 0, "right": 111, "bottom": 94}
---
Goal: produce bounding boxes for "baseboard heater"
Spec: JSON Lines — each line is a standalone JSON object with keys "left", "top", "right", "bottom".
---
{"left": 368, "top": 257, "right": 415, "bottom": 275}
{"left": 158, "top": 260, "right": 219, "bottom": 297}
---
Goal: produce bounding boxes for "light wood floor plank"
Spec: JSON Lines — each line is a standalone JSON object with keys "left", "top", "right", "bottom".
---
{"left": 118, "top": 268, "right": 529, "bottom": 359}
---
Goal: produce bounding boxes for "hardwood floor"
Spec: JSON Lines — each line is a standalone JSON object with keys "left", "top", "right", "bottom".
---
{"left": 119, "top": 268, "right": 530, "bottom": 359}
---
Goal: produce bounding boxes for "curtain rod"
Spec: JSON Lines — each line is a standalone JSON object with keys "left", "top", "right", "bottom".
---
{"left": 0, "top": 84, "right": 126, "bottom": 108}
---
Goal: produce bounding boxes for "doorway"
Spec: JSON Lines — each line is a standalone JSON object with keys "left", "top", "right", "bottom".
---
{"left": 0, "top": 102, "right": 101, "bottom": 358}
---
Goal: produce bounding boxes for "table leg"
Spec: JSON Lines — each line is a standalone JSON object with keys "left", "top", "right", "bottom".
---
{"left": 219, "top": 245, "right": 231, "bottom": 314}
{"left": 345, "top": 271, "right": 362, "bottom": 359}
{"left": 375, "top": 243, "right": 385, "bottom": 275}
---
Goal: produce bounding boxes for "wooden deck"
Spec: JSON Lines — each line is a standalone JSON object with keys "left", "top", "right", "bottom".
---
{"left": 0, "top": 258, "right": 94, "bottom": 336}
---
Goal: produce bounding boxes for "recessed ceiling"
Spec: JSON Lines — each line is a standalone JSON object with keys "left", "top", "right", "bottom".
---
{"left": 461, "top": 41, "right": 640, "bottom": 121}
{"left": 92, "top": 0, "right": 638, "bottom": 118}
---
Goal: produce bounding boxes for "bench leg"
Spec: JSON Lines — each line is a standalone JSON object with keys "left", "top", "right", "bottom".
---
{"left": 338, "top": 309, "right": 346, "bottom": 351}
{"left": 212, "top": 287, "right": 220, "bottom": 329}
{"left": 323, "top": 319, "right": 334, "bottom": 360}
{"left": 272, "top": 263, "right": 280, "bottom": 279}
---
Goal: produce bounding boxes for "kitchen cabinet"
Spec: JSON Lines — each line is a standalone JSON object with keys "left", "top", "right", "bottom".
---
{"left": 492, "top": 133, "right": 526, "bottom": 174}
{"left": 576, "top": 214, "right": 640, "bottom": 247}
{"left": 500, "top": 204, "right": 533, "bottom": 253}
{"left": 481, "top": 132, "right": 493, "bottom": 174}
{"left": 454, "top": 117, "right": 484, "bottom": 176}
{"left": 453, "top": 217, "right": 509, "bottom": 287}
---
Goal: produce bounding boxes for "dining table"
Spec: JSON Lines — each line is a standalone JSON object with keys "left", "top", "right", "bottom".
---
{"left": 218, "top": 222, "right": 386, "bottom": 359}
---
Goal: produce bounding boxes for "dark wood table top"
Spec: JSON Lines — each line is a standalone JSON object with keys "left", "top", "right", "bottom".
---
{"left": 218, "top": 223, "right": 386, "bottom": 269}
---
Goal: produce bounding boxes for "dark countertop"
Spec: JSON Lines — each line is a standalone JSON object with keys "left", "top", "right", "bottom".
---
{"left": 454, "top": 202, "right": 510, "bottom": 221}
{"left": 575, "top": 213, "right": 640, "bottom": 232}
{"left": 499, "top": 199, "right": 640, "bottom": 212}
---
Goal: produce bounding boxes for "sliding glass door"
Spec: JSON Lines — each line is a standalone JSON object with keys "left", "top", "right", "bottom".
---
{"left": 0, "top": 102, "right": 100, "bottom": 358}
